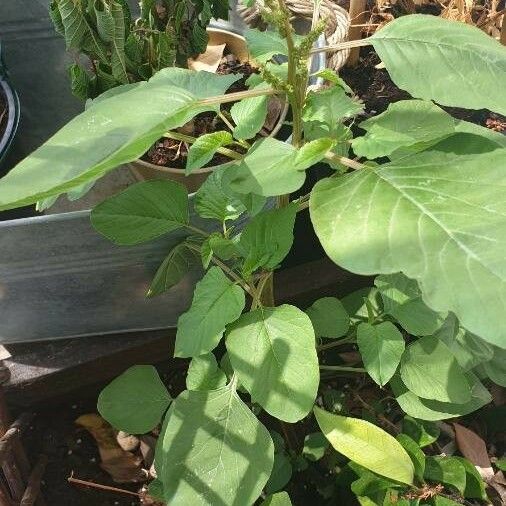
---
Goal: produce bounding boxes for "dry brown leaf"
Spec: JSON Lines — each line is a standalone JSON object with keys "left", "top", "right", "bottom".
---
{"left": 117, "top": 431, "right": 140, "bottom": 452}
{"left": 188, "top": 44, "right": 226, "bottom": 73}
{"left": 453, "top": 422, "right": 494, "bottom": 481}
{"left": 140, "top": 435, "right": 157, "bottom": 469}
{"left": 76, "top": 414, "right": 147, "bottom": 483}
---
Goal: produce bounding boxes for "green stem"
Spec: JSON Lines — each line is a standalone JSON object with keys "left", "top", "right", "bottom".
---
{"left": 319, "top": 365, "right": 366, "bottom": 373}
{"left": 309, "top": 38, "right": 373, "bottom": 54}
{"left": 317, "top": 336, "right": 356, "bottom": 351}
{"left": 163, "top": 131, "right": 243, "bottom": 161}
{"left": 324, "top": 152, "right": 365, "bottom": 171}
{"left": 198, "top": 87, "right": 278, "bottom": 106}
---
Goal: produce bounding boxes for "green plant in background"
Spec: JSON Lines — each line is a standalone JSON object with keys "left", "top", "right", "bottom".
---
{"left": 49, "top": 0, "right": 229, "bottom": 99}
{"left": 1, "top": 0, "right": 506, "bottom": 502}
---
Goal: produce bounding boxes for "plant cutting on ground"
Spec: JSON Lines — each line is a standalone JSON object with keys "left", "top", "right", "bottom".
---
{"left": 1, "top": 0, "right": 506, "bottom": 503}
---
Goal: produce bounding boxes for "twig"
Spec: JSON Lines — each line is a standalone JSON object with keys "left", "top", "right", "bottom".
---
{"left": 353, "top": 392, "right": 399, "bottom": 433}
{"left": 163, "top": 131, "right": 242, "bottom": 160}
{"left": 20, "top": 455, "right": 48, "bottom": 506}
{"left": 67, "top": 473, "right": 141, "bottom": 498}
{"left": 309, "top": 38, "right": 372, "bottom": 54}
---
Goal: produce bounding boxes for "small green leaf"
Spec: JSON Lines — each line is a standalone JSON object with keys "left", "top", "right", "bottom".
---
{"left": 400, "top": 336, "right": 471, "bottom": 403}
{"left": 68, "top": 63, "right": 93, "bottom": 100}
{"left": 293, "top": 138, "right": 335, "bottom": 170}
{"left": 357, "top": 322, "right": 405, "bottom": 387}
{"left": 226, "top": 305, "right": 319, "bottom": 423}
{"left": 305, "top": 297, "right": 350, "bottom": 339}
{"left": 312, "top": 69, "right": 352, "bottom": 93}
{"left": 396, "top": 434, "right": 425, "bottom": 480}
{"left": 350, "top": 463, "right": 403, "bottom": 497}
{"left": 261, "top": 492, "right": 292, "bottom": 506}
{"left": 454, "top": 457, "right": 487, "bottom": 500}
{"left": 341, "top": 287, "right": 383, "bottom": 324}
{"left": 495, "top": 457, "right": 506, "bottom": 471}
{"left": 186, "top": 131, "right": 233, "bottom": 174}
{"left": 390, "top": 373, "right": 491, "bottom": 421}
{"left": 91, "top": 180, "right": 188, "bottom": 245}
{"left": 303, "top": 432, "right": 329, "bottom": 462}
{"left": 375, "top": 273, "right": 447, "bottom": 337}
{"left": 401, "top": 416, "right": 440, "bottom": 447}
{"left": 231, "top": 94, "right": 268, "bottom": 140}
{"left": 195, "top": 168, "right": 246, "bottom": 222}
{"left": 147, "top": 242, "right": 196, "bottom": 297}
{"left": 201, "top": 233, "right": 238, "bottom": 268}
{"left": 147, "top": 478, "right": 165, "bottom": 501}
{"left": 483, "top": 345, "right": 506, "bottom": 387}
{"left": 186, "top": 353, "right": 227, "bottom": 391}
{"left": 265, "top": 451, "right": 292, "bottom": 494}
{"left": 229, "top": 138, "right": 304, "bottom": 197}
{"left": 424, "top": 456, "right": 466, "bottom": 495}
{"left": 98, "top": 365, "right": 171, "bottom": 434}
{"left": 155, "top": 384, "right": 274, "bottom": 505}
{"left": 238, "top": 204, "right": 297, "bottom": 277}
{"left": 175, "top": 267, "right": 245, "bottom": 358}
{"left": 314, "top": 407, "right": 415, "bottom": 484}
{"left": 352, "top": 101, "right": 455, "bottom": 159}
{"left": 432, "top": 496, "right": 461, "bottom": 506}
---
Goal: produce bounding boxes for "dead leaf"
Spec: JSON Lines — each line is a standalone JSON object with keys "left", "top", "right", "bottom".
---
{"left": 76, "top": 414, "right": 147, "bottom": 483}
{"left": 140, "top": 435, "right": 157, "bottom": 469}
{"left": 188, "top": 44, "right": 226, "bottom": 73}
{"left": 117, "top": 431, "right": 140, "bottom": 452}
{"left": 453, "top": 422, "right": 494, "bottom": 481}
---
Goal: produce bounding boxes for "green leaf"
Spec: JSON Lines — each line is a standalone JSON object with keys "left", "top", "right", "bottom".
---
{"left": 303, "top": 432, "right": 329, "bottom": 462}
{"left": 265, "top": 451, "right": 292, "bottom": 494}
{"left": 155, "top": 384, "right": 274, "bottom": 505}
{"left": 201, "top": 233, "right": 238, "bottom": 268}
{"left": 314, "top": 407, "right": 415, "bottom": 484}
{"left": 433, "top": 314, "right": 493, "bottom": 371}
{"left": 390, "top": 373, "right": 491, "bottom": 421}
{"left": 94, "top": 0, "right": 115, "bottom": 43}
{"left": 194, "top": 168, "right": 246, "bottom": 222}
{"left": 396, "top": 434, "right": 425, "bottom": 480}
{"left": 432, "top": 496, "right": 461, "bottom": 506}
{"left": 375, "top": 273, "right": 447, "bottom": 336}
{"left": 147, "top": 242, "right": 196, "bottom": 297}
{"left": 238, "top": 204, "right": 297, "bottom": 277}
{"left": 228, "top": 138, "right": 304, "bottom": 197}
{"left": 454, "top": 457, "right": 487, "bottom": 500}
{"left": 310, "top": 148, "right": 506, "bottom": 348}
{"left": 0, "top": 69, "right": 240, "bottom": 210}
{"left": 341, "top": 287, "right": 383, "bottom": 324}
{"left": 352, "top": 100, "right": 455, "bottom": 159}
{"left": 400, "top": 336, "right": 471, "bottom": 403}
{"left": 495, "top": 457, "right": 506, "bottom": 471}
{"left": 186, "top": 353, "right": 227, "bottom": 391}
{"left": 186, "top": 131, "right": 233, "bottom": 174}
{"left": 350, "top": 463, "right": 403, "bottom": 497}
{"left": 305, "top": 297, "right": 350, "bottom": 339}
{"left": 68, "top": 63, "right": 93, "bottom": 100}
{"left": 401, "top": 416, "right": 440, "bottom": 447}
{"left": 226, "top": 305, "right": 319, "bottom": 423}
{"left": 147, "top": 478, "right": 165, "bottom": 501}
{"left": 98, "top": 365, "right": 171, "bottom": 433}
{"left": 106, "top": 1, "right": 130, "bottom": 82}
{"left": 312, "top": 69, "right": 353, "bottom": 93}
{"left": 175, "top": 267, "right": 245, "bottom": 358}
{"left": 56, "top": 0, "right": 88, "bottom": 49}
{"left": 424, "top": 456, "right": 466, "bottom": 495}
{"left": 231, "top": 94, "right": 268, "bottom": 140}
{"left": 245, "top": 28, "right": 289, "bottom": 63}
{"left": 357, "top": 322, "right": 405, "bottom": 387}
{"left": 370, "top": 14, "right": 506, "bottom": 115}
{"left": 91, "top": 180, "right": 188, "bottom": 245}
{"left": 303, "top": 85, "right": 363, "bottom": 135}
{"left": 261, "top": 492, "right": 292, "bottom": 506}
{"left": 483, "top": 345, "right": 506, "bottom": 387}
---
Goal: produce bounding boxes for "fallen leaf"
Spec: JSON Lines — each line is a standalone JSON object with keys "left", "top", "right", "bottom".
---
{"left": 453, "top": 422, "right": 494, "bottom": 481}
{"left": 117, "top": 431, "right": 140, "bottom": 452}
{"left": 76, "top": 414, "right": 147, "bottom": 483}
{"left": 140, "top": 435, "right": 157, "bottom": 469}
{"left": 188, "top": 44, "right": 226, "bottom": 73}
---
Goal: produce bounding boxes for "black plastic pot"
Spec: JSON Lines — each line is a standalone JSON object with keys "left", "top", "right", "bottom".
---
{"left": 0, "top": 64, "right": 20, "bottom": 172}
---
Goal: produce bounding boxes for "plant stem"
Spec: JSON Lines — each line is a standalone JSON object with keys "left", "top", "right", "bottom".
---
{"left": 309, "top": 38, "right": 372, "bottom": 54}
{"left": 324, "top": 151, "right": 365, "bottom": 170}
{"left": 317, "top": 336, "right": 356, "bottom": 351}
{"left": 198, "top": 87, "right": 279, "bottom": 106}
{"left": 163, "top": 131, "right": 243, "bottom": 160}
{"left": 319, "top": 365, "right": 366, "bottom": 373}
{"left": 218, "top": 111, "right": 236, "bottom": 132}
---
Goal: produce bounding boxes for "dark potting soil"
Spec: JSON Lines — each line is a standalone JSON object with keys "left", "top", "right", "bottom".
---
{"left": 143, "top": 57, "right": 259, "bottom": 169}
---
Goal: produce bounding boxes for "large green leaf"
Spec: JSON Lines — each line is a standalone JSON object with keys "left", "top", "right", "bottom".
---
{"left": 91, "top": 180, "right": 189, "bottom": 245}
{"left": 226, "top": 305, "right": 319, "bottom": 423}
{"left": 375, "top": 273, "right": 447, "bottom": 336}
{"left": 370, "top": 15, "right": 506, "bottom": 115}
{"left": 400, "top": 336, "right": 471, "bottom": 403}
{"left": 155, "top": 384, "right": 274, "bottom": 505}
{"left": 265, "top": 451, "right": 292, "bottom": 494}
{"left": 305, "top": 297, "right": 350, "bottom": 339}
{"left": 175, "top": 267, "right": 245, "bottom": 358}
{"left": 396, "top": 434, "right": 425, "bottom": 481}
{"left": 454, "top": 457, "right": 487, "bottom": 500}
{"left": 390, "top": 373, "right": 491, "bottom": 421}
{"left": 147, "top": 241, "right": 197, "bottom": 297}
{"left": 357, "top": 322, "right": 405, "bottom": 387}
{"left": 352, "top": 100, "right": 455, "bottom": 159}
{"left": 0, "top": 69, "right": 240, "bottom": 210}
{"left": 310, "top": 148, "right": 506, "bottom": 347}
{"left": 424, "top": 456, "right": 466, "bottom": 495}
{"left": 314, "top": 407, "right": 414, "bottom": 484}
{"left": 238, "top": 204, "right": 297, "bottom": 277}
{"left": 98, "top": 365, "right": 171, "bottom": 434}
{"left": 261, "top": 492, "right": 292, "bottom": 506}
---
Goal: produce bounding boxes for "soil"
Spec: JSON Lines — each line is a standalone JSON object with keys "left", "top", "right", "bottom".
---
{"left": 143, "top": 57, "right": 259, "bottom": 169}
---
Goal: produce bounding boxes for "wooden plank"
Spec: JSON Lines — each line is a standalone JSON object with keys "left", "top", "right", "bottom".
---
{"left": 3, "top": 258, "right": 370, "bottom": 406}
